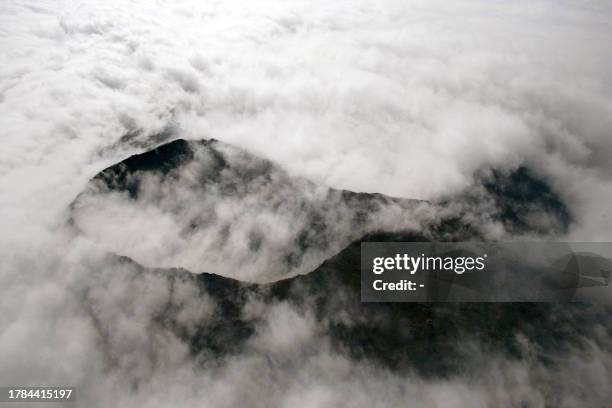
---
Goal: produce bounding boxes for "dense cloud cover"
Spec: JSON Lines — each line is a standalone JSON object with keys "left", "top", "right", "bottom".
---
{"left": 70, "top": 139, "right": 429, "bottom": 282}
{"left": 1, "top": 0, "right": 612, "bottom": 406}
{"left": 2, "top": 0, "right": 612, "bottom": 239}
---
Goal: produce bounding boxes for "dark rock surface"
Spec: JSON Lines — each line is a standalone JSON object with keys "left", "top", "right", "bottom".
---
{"left": 98, "top": 234, "right": 610, "bottom": 380}
{"left": 70, "top": 137, "right": 609, "bottom": 383}
{"left": 70, "top": 138, "right": 429, "bottom": 282}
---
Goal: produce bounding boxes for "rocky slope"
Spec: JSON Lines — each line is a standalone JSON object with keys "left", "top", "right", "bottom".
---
{"left": 67, "top": 137, "right": 606, "bottom": 387}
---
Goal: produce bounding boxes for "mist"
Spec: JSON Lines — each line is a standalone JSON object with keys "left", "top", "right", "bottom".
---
{"left": 1, "top": 0, "right": 612, "bottom": 406}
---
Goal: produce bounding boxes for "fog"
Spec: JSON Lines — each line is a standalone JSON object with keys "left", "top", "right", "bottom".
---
{"left": 1, "top": 0, "right": 611, "bottom": 406}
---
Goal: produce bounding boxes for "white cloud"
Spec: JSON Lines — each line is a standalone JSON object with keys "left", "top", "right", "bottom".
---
{"left": 1, "top": 0, "right": 612, "bottom": 406}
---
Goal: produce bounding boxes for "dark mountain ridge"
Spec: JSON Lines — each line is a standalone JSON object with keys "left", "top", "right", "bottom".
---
{"left": 67, "top": 137, "right": 603, "bottom": 386}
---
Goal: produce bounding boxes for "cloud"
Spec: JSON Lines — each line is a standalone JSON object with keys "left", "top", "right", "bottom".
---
{"left": 1, "top": 0, "right": 612, "bottom": 406}
{"left": 2, "top": 0, "right": 611, "bottom": 242}
{"left": 69, "top": 139, "right": 430, "bottom": 281}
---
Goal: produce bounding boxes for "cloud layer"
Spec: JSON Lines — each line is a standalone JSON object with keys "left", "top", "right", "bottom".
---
{"left": 2, "top": 0, "right": 612, "bottom": 240}
{"left": 1, "top": 0, "right": 612, "bottom": 406}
